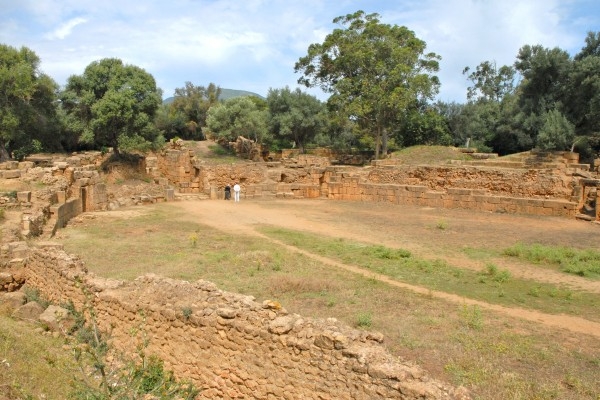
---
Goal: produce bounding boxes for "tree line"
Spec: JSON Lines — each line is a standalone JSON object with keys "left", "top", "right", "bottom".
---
{"left": 1, "top": 10, "right": 599, "bottom": 162}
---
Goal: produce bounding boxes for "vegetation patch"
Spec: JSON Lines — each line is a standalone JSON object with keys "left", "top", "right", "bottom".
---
{"left": 503, "top": 243, "right": 600, "bottom": 279}
{"left": 259, "top": 226, "right": 600, "bottom": 321}
{"left": 54, "top": 203, "right": 600, "bottom": 399}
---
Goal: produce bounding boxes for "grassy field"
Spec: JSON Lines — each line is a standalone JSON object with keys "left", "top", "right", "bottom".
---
{"left": 45, "top": 203, "right": 600, "bottom": 400}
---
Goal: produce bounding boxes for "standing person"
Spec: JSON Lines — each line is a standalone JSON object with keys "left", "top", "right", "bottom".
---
{"left": 224, "top": 184, "right": 231, "bottom": 200}
{"left": 233, "top": 182, "right": 241, "bottom": 202}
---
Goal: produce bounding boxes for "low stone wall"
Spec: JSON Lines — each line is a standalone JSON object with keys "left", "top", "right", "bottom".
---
{"left": 154, "top": 146, "right": 582, "bottom": 218}
{"left": 328, "top": 182, "right": 577, "bottom": 217}
{"left": 21, "top": 244, "right": 469, "bottom": 400}
{"left": 365, "top": 165, "right": 574, "bottom": 199}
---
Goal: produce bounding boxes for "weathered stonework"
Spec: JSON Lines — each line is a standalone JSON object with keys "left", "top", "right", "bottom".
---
{"left": 14, "top": 243, "right": 470, "bottom": 400}
{"left": 153, "top": 146, "right": 587, "bottom": 219}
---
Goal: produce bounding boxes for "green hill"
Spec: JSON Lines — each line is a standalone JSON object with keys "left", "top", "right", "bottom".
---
{"left": 163, "top": 88, "right": 264, "bottom": 104}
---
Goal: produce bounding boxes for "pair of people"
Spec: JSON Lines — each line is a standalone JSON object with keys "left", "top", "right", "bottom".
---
{"left": 224, "top": 183, "right": 241, "bottom": 202}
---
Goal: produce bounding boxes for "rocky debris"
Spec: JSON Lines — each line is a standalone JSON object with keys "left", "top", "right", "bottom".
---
{"left": 12, "top": 301, "right": 45, "bottom": 323}
{"left": 39, "top": 304, "right": 76, "bottom": 333}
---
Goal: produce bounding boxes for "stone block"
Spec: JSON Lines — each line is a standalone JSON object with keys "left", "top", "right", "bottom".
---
{"left": 16, "top": 191, "right": 31, "bottom": 202}
{"left": 1, "top": 170, "right": 21, "bottom": 179}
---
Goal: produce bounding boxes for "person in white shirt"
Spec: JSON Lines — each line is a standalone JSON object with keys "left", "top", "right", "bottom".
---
{"left": 233, "top": 183, "right": 241, "bottom": 202}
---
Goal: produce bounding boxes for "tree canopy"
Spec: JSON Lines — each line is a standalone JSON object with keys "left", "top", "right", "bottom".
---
{"left": 60, "top": 58, "right": 162, "bottom": 155}
{"left": 157, "top": 82, "right": 221, "bottom": 141}
{"left": 0, "top": 44, "right": 60, "bottom": 160}
{"left": 266, "top": 87, "right": 328, "bottom": 152}
{"left": 295, "top": 10, "right": 441, "bottom": 159}
{"left": 205, "top": 96, "right": 269, "bottom": 145}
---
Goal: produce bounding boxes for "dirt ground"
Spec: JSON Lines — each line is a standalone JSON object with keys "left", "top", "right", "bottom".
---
{"left": 168, "top": 197, "right": 600, "bottom": 337}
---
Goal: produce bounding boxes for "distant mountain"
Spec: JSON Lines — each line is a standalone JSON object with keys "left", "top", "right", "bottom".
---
{"left": 163, "top": 88, "right": 264, "bottom": 104}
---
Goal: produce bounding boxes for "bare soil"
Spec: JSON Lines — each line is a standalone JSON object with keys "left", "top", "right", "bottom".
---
{"left": 169, "top": 198, "right": 600, "bottom": 337}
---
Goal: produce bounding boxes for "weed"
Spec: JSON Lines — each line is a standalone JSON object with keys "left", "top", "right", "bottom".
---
{"left": 483, "top": 263, "right": 511, "bottom": 283}
{"left": 189, "top": 232, "right": 198, "bottom": 247}
{"left": 436, "top": 220, "right": 448, "bottom": 230}
{"left": 23, "top": 286, "right": 50, "bottom": 309}
{"left": 182, "top": 307, "right": 192, "bottom": 320}
{"left": 460, "top": 304, "right": 483, "bottom": 330}
{"left": 503, "top": 243, "right": 600, "bottom": 278}
{"left": 528, "top": 286, "right": 541, "bottom": 297}
{"left": 356, "top": 312, "right": 372, "bottom": 328}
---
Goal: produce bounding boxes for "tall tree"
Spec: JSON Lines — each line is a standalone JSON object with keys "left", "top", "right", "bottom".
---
{"left": 563, "top": 32, "right": 600, "bottom": 148}
{"left": 60, "top": 58, "right": 162, "bottom": 155}
{"left": 398, "top": 103, "right": 452, "bottom": 147}
{"left": 205, "top": 96, "right": 269, "bottom": 144}
{"left": 536, "top": 109, "right": 575, "bottom": 151}
{"left": 0, "top": 44, "right": 60, "bottom": 160}
{"left": 514, "top": 45, "right": 571, "bottom": 116}
{"left": 267, "top": 87, "right": 328, "bottom": 152}
{"left": 463, "top": 60, "right": 516, "bottom": 103}
{"left": 295, "top": 10, "right": 440, "bottom": 159}
{"left": 166, "top": 82, "right": 221, "bottom": 140}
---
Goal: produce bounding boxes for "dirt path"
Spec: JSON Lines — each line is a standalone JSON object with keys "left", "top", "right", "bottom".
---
{"left": 169, "top": 198, "right": 600, "bottom": 338}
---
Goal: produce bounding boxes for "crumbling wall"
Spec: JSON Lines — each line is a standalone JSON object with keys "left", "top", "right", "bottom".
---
{"left": 365, "top": 165, "right": 574, "bottom": 199}
{"left": 18, "top": 243, "right": 469, "bottom": 400}
{"left": 155, "top": 147, "right": 585, "bottom": 218}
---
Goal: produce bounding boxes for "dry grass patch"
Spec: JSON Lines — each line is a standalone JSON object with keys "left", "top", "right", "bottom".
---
{"left": 53, "top": 202, "right": 600, "bottom": 400}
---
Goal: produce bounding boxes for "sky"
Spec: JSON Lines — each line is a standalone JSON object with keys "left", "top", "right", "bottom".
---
{"left": 1, "top": 0, "right": 599, "bottom": 103}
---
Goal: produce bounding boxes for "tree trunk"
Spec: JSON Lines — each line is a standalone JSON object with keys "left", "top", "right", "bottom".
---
{"left": 381, "top": 128, "right": 389, "bottom": 158}
{"left": 0, "top": 142, "right": 10, "bottom": 162}
{"left": 374, "top": 126, "right": 382, "bottom": 159}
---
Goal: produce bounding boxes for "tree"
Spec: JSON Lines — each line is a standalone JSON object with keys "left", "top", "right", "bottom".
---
{"left": 267, "top": 87, "right": 328, "bottom": 152}
{"left": 463, "top": 61, "right": 516, "bottom": 103}
{"left": 514, "top": 45, "right": 571, "bottom": 117}
{"left": 295, "top": 10, "right": 440, "bottom": 159}
{"left": 60, "top": 58, "right": 162, "bottom": 155}
{"left": 205, "top": 96, "right": 269, "bottom": 144}
{"left": 398, "top": 104, "right": 452, "bottom": 147}
{"left": 164, "top": 82, "right": 221, "bottom": 140}
{"left": 536, "top": 109, "right": 575, "bottom": 151}
{"left": 0, "top": 44, "right": 60, "bottom": 160}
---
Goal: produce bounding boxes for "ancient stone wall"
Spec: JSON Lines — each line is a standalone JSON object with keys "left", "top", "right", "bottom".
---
{"left": 155, "top": 145, "right": 581, "bottom": 218}
{"left": 323, "top": 165, "right": 578, "bottom": 217}
{"left": 365, "top": 165, "right": 574, "bottom": 199}
{"left": 19, "top": 243, "right": 469, "bottom": 400}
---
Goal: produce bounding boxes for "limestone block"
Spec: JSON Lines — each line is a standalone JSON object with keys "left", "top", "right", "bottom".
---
{"left": 4, "top": 161, "right": 19, "bottom": 170}
{"left": 12, "top": 301, "right": 45, "bottom": 322}
{"left": 16, "top": 191, "right": 31, "bottom": 202}
{"left": 39, "top": 305, "right": 76, "bottom": 332}
{"left": 1, "top": 170, "right": 21, "bottom": 179}
{"left": 18, "top": 161, "right": 34, "bottom": 170}
{"left": 0, "top": 291, "right": 26, "bottom": 310}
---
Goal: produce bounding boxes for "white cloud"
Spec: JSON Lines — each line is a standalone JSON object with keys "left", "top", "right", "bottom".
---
{"left": 1, "top": 0, "right": 597, "bottom": 101}
{"left": 44, "top": 17, "right": 87, "bottom": 40}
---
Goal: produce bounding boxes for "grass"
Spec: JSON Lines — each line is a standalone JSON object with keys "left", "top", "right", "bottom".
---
{"left": 258, "top": 226, "right": 600, "bottom": 322}
{"left": 503, "top": 243, "right": 600, "bottom": 279}
{"left": 389, "top": 145, "right": 474, "bottom": 165}
{"left": 0, "top": 310, "right": 78, "bottom": 399}
{"left": 52, "top": 203, "right": 600, "bottom": 399}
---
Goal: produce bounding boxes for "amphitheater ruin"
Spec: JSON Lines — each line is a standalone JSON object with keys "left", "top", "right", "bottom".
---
{"left": 1, "top": 139, "right": 599, "bottom": 399}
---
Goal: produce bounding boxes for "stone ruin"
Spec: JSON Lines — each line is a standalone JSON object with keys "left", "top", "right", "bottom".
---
{"left": 1, "top": 141, "right": 599, "bottom": 399}
{"left": 153, "top": 140, "right": 599, "bottom": 221}
{"left": 0, "top": 242, "right": 470, "bottom": 399}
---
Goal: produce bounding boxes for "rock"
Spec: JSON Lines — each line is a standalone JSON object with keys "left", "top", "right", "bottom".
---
{"left": 12, "top": 301, "right": 45, "bottom": 322}
{"left": 0, "top": 291, "right": 26, "bottom": 310}
{"left": 39, "top": 305, "right": 76, "bottom": 333}
{"left": 269, "top": 315, "right": 296, "bottom": 335}
{"left": 217, "top": 307, "right": 237, "bottom": 319}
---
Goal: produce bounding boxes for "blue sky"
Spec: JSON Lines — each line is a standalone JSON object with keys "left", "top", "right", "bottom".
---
{"left": 1, "top": 0, "right": 599, "bottom": 103}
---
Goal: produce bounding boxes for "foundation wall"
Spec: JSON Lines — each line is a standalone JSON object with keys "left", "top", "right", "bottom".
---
{"left": 22, "top": 245, "right": 468, "bottom": 400}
